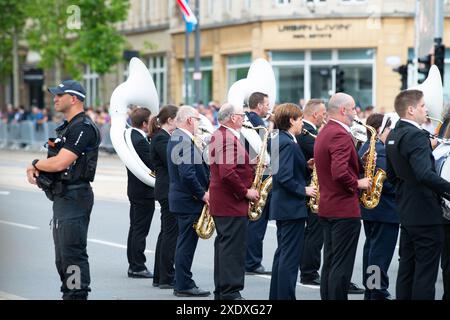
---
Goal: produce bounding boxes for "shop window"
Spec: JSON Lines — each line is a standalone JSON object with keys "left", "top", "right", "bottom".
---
{"left": 338, "top": 49, "right": 374, "bottom": 60}
{"left": 184, "top": 57, "right": 213, "bottom": 105}
{"left": 148, "top": 55, "right": 167, "bottom": 105}
{"left": 274, "top": 66, "right": 305, "bottom": 104}
{"left": 227, "top": 53, "right": 251, "bottom": 88}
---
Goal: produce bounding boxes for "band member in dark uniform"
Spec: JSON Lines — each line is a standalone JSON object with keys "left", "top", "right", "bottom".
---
{"left": 148, "top": 105, "right": 178, "bottom": 288}
{"left": 209, "top": 103, "right": 259, "bottom": 300}
{"left": 244, "top": 92, "right": 272, "bottom": 275}
{"left": 358, "top": 113, "right": 399, "bottom": 300}
{"left": 126, "top": 108, "right": 155, "bottom": 279}
{"left": 167, "top": 105, "right": 210, "bottom": 297}
{"left": 269, "top": 103, "right": 317, "bottom": 300}
{"left": 386, "top": 89, "right": 450, "bottom": 299}
{"left": 296, "top": 99, "right": 326, "bottom": 286}
{"left": 314, "top": 92, "right": 371, "bottom": 300}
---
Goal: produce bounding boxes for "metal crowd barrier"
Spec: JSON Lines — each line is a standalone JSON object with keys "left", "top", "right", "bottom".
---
{"left": 0, "top": 121, "right": 115, "bottom": 153}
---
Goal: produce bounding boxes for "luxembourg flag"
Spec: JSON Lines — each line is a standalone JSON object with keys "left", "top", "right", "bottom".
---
{"left": 176, "top": 0, "right": 198, "bottom": 32}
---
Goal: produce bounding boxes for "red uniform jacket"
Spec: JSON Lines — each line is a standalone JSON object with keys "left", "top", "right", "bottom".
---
{"left": 209, "top": 126, "right": 254, "bottom": 217}
{"left": 314, "top": 120, "right": 361, "bottom": 218}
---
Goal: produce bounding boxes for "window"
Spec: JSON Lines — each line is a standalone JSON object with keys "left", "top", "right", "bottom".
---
{"left": 227, "top": 53, "right": 252, "bottom": 89}
{"left": 83, "top": 65, "right": 100, "bottom": 107}
{"left": 224, "top": 0, "right": 232, "bottom": 12}
{"left": 340, "top": 0, "right": 366, "bottom": 3}
{"left": 184, "top": 57, "right": 213, "bottom": 105}
{"left": 244, "top": 0, "right": 251, "bottom": 9}
{"left": 276, "top": 0, "right": 291, "bottom": 4}
{"left": 148, "top": 55, "right": 167, "bottom": 105}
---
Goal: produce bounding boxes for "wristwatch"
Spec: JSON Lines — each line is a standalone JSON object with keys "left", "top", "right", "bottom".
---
{"left": 32, "top": 159, "right": 39, "bottom": 170}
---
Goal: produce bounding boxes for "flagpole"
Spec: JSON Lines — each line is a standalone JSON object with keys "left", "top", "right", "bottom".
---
{"left": 185, "top": 25, "right": 189, "bottom": 104}
{"left": 194, "top": 0, "right": 201, "bottom": 104}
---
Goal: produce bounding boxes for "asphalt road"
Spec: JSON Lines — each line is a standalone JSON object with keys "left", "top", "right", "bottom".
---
{"left": 0, "top": 150, "right": 444, "bottom": 300}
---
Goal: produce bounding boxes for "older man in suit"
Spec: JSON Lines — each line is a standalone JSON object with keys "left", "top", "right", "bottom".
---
{"left": 386, "top": 90, "right": 450, "bottom": 299}
{"left": 126, "top": 108, "right": 155, "bottom": 279}
{"left": 167, "top": 105, "right": 210, "bottom": 297}
{"left": 209, "top": 103, "right": 259, "bottom": 300}
{"left": 314, "top": 93, "right": 371, "bottom": 300}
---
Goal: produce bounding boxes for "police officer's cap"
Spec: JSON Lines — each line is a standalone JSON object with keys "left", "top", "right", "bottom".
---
{"left": 48, "top": 80, "right": 86, "bottom": 102}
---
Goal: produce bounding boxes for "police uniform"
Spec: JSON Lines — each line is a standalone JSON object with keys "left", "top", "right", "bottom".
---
{"left": 39, "top": 111, "right": 100, "bottom": 300}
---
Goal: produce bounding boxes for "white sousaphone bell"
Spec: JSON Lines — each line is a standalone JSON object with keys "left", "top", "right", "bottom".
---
{"left": 227, "top": 58, "right": 276, "bottom": 162}
{"left": 109, "top": 58, "right": 159, "bottom": 187}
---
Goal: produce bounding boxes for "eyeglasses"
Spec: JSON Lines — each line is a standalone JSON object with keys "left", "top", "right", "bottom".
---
{"left": 190, "top": 116, "right": 201, "bottom": 121}
{"left": 233, "top": 113, "right": 245, "bottom": 117}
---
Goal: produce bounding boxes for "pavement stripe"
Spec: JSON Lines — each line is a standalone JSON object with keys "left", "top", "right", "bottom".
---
{"left": 0, "top": 291, "right": 27, "bottom": 300}
{"left": 0, "top": 191, "right": 10, "bottom": 195}
{"left": 88, "top": 238, "right": 154, "bottom": 254}
{"left": 0, "top": 219, "right": 39, "bottom": 230}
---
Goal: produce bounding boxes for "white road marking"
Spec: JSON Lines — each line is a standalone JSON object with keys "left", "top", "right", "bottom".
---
{"left": 0, "top": 191, "right": 10, "bottom": 195}
{"left": 0, "top": 291, "right": 27, "bottom": 300}
{"left": 0, "top": 220, "right": 39, "bottom": 230}
{"left": 251, "top": 274, "right": 319, "bottom": 289}
{"left": 88, "top": 238, "right": 154, "bottom": 254}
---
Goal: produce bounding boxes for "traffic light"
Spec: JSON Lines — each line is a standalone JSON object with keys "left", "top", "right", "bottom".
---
{"left": 336, "top": 70, "right": 345, "bottom": 93}
{"left": 434, "top": 41, "right": 445, "bottom": 83}
{"left": 417, "top": 54, "right": 432, "bottom": 84}
{"left": 393, "top": 64, "right": 408, "bottom": 90}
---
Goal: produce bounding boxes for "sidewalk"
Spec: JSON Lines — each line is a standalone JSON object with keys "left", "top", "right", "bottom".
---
{"left": 0, "top": 149, "right": 128, "bottom": 202}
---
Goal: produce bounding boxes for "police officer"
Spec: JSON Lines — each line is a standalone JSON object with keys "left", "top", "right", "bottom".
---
{"left": 26, "top": 80, "right": 100, "bottom": 300}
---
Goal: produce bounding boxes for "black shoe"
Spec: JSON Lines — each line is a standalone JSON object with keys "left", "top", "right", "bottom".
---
{"left": 174, "top": 287, "right": 211, "bottom": 297}
{"left": 152, "top": 282, "right": 159, "bottom": 287}
{"left": 159, "top": 283, "right": 175, "bottom": 289}
{"left": 128, "top": 269, "right": 153, "bottom": 279}
{"left": 233, "top": 296, "right": 245, "bottom": 300}
{"left": 245, "top": 266, "right": 272, "bottom": 275}
{"left": 348, "top": 282, "right": 365, "bottom": 294}
{"left": 300, "top": 277, "right": 321, "bottom": 286}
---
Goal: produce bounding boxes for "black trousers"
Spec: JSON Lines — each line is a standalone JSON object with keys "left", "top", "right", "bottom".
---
{"left": 245, "top": 198, "right": 269, "bottom": 271}
{"left": 175, "top": 214, "right": 199, "bottom": 291}
{"left": 362, "top": 221, "right": 399, "bottom": 300}
{"left": 213, "top": 216, "right": 247, "bottom": 300}
{"left": 443, "top": 224, "right": 450, "bottom": 300}
{"left": 52, "top": 186, "right": 93, "bottom": 300}
{"left": 320, "top": 217, "right": 361, "bottom": 300}
{"left": 300, "top": 209, "right": 323, "bottom": 281}
{"left": 153, "top": 198, "right": 178, "bottom": 285}
{"left": 396, "top": 225, "right": 443, "bottom": 300}
{"left": 270, "top": 218, "right": 306, "bottom": 300}
{"left": 127, "top": 197, "right": 155, "bottom": 272}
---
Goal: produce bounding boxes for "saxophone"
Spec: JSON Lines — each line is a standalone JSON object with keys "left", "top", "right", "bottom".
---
{"left": 353, "top": 119, "right": 387, "bottom": 209}
{"left": 302, "top": 129, "right": 319, "bottom": 213}
{"left": 247, "top": 125, "right": 271, "bottom": 221}
{"left": 194, "top": 199, "right": 215, "bottom": 239}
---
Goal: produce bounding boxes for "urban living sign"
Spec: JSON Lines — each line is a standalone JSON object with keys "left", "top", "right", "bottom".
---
{"left": 278, "top": 23, "right": 352, "bottom": 39}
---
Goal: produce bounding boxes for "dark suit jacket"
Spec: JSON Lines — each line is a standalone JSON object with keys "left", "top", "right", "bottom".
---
{"left": 314, "top": 120, "right": 361, "bottom": 218}
{"left": 127, "top": 129, "right": 155, "bottom": 200}
{"left": 359, "top": 140, "right": 399, "bottom": 224}
{"left": 296, "top": 121, "right": 317, "bottom": 161}
{"left": 386, "top": 120, "right": 450, "bottom": 226}
{"left": 167, "top": 128, "right": 210, "bottom": 215}
{"left": 209, "top": 126, "right": 253, "bottom": 217}
{"left": 149, "top": 129, "right": 170, "bottom": 201}
{"left": 269, "top": 131, "right": 309, "bottom": 220}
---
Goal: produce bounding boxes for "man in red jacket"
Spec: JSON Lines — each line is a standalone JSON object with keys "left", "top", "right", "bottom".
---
{"left": 314, "top": 92, "right": 371, "bottom": 300}
{"left": 209, "top": 103, "right": 259, "bottom": 300}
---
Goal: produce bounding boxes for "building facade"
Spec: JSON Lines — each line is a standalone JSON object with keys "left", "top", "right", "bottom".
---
{"left": 4, "top": 0, "right": 450, "bottom": 112}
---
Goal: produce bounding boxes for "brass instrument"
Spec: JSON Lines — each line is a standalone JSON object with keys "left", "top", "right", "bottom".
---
{"left": 194, "top": 198, "right": 215, "bottom": 240}
{"left": 302, "top": 129, "right": 320, "bottom": 213}
{"left": 247, "top": 125, "right": 271, "bottom": 221}
{"left": 354, "top": 119, "right": 387, "bottom": 209}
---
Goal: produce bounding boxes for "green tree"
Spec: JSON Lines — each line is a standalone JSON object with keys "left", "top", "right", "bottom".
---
{"left": 25, "top": 0, "right": 129, "bottom": 84}
{"left": 0, "top": 0, "right": 29, "bottom": 106}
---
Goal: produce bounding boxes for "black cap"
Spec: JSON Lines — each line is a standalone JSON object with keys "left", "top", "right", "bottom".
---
{"left": 48, "top": 80, "right": 86, "bottom": 102}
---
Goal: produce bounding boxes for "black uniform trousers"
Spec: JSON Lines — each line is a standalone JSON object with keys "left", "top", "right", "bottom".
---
{"left": 245, "top": 193, "right": 270, "bottom": 271}
{"left": 174, "top": 214, "right": 199, "bottom": 291}
{"left": 153, "top": 198, "right": 178, "bottom": 286}
{"left": 362, "top": 221, "right": 399, "bottom": 300}
{"left": 320, "top": 217, "right": 361, "bottom": 300}
{"left": 396, "top": 225, "right": 443, "bottom": 300}
{"left": 270, "top": 218, "right": 306, "bottom": 300}
{"left": 52, "top": 185, "right": 93, "bottom": 300}
{"left": 127, "top": 197, "right": 155, "bottom": 272}
{"left": 300, "top": 209, "right": 323, "bottom": 281}
{"left": 213, "top": 216, "right": 247, "bottom": 300}
{"left": 443, "top": 224, "right": 450, "bottom": 300}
